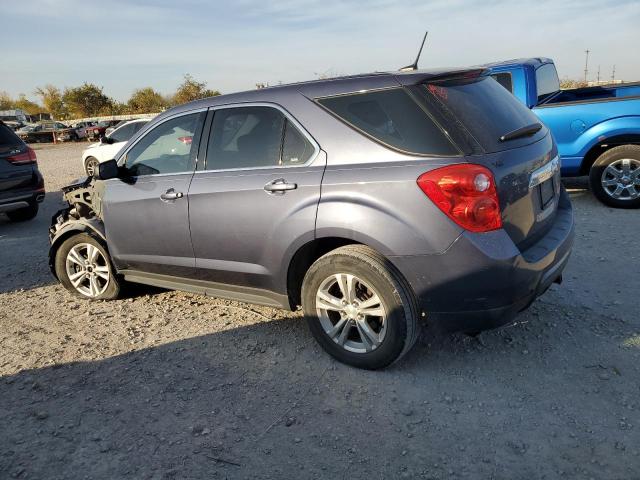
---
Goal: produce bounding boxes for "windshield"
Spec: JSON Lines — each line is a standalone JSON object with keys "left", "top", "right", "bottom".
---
{"left": 535, "top": 64, "right": 561, "bottom": 103}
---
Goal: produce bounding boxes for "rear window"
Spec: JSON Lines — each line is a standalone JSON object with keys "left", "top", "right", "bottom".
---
{"left": 420, "top": 76, "right": 545, "bottom": 153}
{"left": 317, "top": 88, "right": 458, "bottom": 156}
{"left": 491, "top": 72, "right": 513, "bottom": 93}
{"left": 536, "top": 64, "right": 561, "bottom": 103}
{"left": 0, "top": 123, "right": 22, "bottom": 147}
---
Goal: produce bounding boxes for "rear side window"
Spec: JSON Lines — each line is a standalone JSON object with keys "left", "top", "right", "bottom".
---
{"left": 317, "top": 88, "right": 458, "bottom": 156}
{"left": 109, "top": 122, "right": 137, "bottom": 143}
{"left": 420, "top": 76, "right": 544, "bottom": 153}
{"left": 536, "top": 64, "right": 561, "bottom": 102}
{"left": 491, "top": 73, "right": 513, "bottom": 93}
{"left": 207, "top": 106, "right": 315, "bottom": 170}
{"left": 0, "top": 123, "right": 22, "bottom": 147}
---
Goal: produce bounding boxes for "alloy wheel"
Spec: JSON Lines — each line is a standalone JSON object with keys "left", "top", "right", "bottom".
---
{"left": 315, "top": 273, "right": 387, "bottom": 353}
{"left": 600, "top": 158, "right": 640, "bottom": 200}
{"left": 65, "top": 243, "right": 110, "bottom": 297}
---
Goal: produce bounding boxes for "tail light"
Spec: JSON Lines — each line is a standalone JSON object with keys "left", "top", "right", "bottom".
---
{"left": 417, "top": 164, "right": 502, "bottom": 233}
{"left": 6, "top": 146, "right": 37, "bottom": 165}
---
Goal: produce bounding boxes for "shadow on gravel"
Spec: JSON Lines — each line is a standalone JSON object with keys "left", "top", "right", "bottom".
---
{"left": 0, "top": 192, "right": 67, "bottom": 293}
{"left": 2, "top": 298, "right": 639, "bottom": 479}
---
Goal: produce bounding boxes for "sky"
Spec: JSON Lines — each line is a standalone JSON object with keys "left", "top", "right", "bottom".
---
{"left": 1, "top": 0, "right": 639, "bottom": 103}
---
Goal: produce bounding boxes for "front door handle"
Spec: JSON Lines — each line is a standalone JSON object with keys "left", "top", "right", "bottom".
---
{"left": 160, "top": 188, "right": 184, "bottom": 201}
{"left": 264, "top": 178, "right": 297, "bottom": 194}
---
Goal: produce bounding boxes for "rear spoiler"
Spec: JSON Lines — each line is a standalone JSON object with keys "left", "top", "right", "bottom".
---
{"left": 395, "top": 68, "right": 489, "bottom": 87}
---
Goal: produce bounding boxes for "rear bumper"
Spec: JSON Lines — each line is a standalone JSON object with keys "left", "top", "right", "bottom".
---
{"left": 0, "top": 170, "right": 45, "bottom": 213}
{"left": 390, "top": 187, "right": 575, "bottom": 333}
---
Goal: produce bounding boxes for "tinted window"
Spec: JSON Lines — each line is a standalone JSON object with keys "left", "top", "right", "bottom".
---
{"left": 317, "top": 88, "right": 457, "bottom": 156}
{"left": 281, "top": 120, "right": 314, "bottom": 165}
{"left": 207, "top": 106, "right": 285, "bottom": 170}
{"left": 0, "top": 123, "right": 22, "bottom": 147}
{"left": 109, "top": 122, "right": 136, "bottom": 143}
{"left": 125, "top": 113, "right": 200, "bottom": 176}
{"left": 536, "top": 64, "right": 560, "bottom": 102}
{"left": 491, "top": 73, "right": 513, "bottom": 93}
{"left": 421, "top": 76, "right": 544, "bottom": 153}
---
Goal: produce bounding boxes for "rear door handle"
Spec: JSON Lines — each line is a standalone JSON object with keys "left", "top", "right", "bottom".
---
{"left": 264, "top": 178, "right": 298, "bottom": 194}
{"left": 160, "top": 188, "right": 184, "bottom": 201}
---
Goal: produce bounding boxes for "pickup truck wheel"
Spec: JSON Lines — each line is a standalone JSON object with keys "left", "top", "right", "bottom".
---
{"left": 6, "top": 201, "right": 38, "bottom": 222}
{"left": 590, "top": 145, "right": 640, "bottom": 208}
{"left": 301, "top": 245, "right": 419, "bottom": 370}
{"left": 55, "top": 233, "right": 121, "bottom": 301}
{"left": 85, "top": 157, "right": 99, "bottom": 176}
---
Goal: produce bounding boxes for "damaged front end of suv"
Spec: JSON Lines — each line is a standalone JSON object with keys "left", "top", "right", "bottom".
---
{"left": 48, "top": 177, "right": 108, "bottom": 278}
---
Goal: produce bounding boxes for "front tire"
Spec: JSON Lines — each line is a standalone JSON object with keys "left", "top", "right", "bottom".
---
{"left": 54, "top": 233, "right": 121, "bottom": 300}
{"left": 589, "top": 145, "right": 640, "bottom": 208}
{"left": 6, "top": 201, "right": 38, "bottom": 222}
{"left": 84, "top": 157, "right": 99, "bottom": 177}
{"left": 301, "top": 245, "right": 419, "bottom": 370}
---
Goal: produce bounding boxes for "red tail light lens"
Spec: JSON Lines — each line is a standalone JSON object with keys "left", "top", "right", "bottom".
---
{"left": 417, "top": 164, "right": 502, "bottom": 233}
{"left": 6, "top": 146, "right": 37, "bottom": 165}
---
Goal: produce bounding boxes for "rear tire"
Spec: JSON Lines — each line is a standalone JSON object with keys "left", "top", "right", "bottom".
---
{"left": 54, "top": 233, "right": 121, "bottom": 301}
{"left": 589, "top": 145, "right": 640, "bottom": 208}
{"left": 6, "top": 201, "right": 38, "bottom": 222}
{"left": 301, "top": 245, "right": 419, "bottom": 370}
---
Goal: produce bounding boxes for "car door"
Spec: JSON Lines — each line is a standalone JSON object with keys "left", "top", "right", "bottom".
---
{"left": 101, "top": 110, "right": 206, "bottom": 277}
{"left": 188, "top": 104, "right": 325, "bottom": 294}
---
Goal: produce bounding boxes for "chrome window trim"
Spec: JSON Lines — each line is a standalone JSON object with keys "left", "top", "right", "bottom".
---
{"left": 195, "top": 102, "right": 321, "bottom": 174}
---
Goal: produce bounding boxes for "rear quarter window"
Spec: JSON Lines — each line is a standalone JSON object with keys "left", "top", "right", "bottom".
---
{"left": 0, "top": 123, "right": 23, "bottom": 147}
{"left": 316, "top": 88, "right": 459, "bottom": 156}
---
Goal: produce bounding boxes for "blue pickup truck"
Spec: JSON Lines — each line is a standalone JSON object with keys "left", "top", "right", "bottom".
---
{"left": 485, "top": 58, "right": 640, "bottom": 208}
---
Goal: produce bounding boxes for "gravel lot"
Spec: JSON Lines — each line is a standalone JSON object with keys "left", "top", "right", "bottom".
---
{"left": 1, "top": 143, "right": 639, "bottom": 479}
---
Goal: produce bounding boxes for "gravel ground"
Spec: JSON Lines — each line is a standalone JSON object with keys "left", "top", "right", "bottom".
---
{"left": 1, "top": 143, "right": 639, "bottom": 479}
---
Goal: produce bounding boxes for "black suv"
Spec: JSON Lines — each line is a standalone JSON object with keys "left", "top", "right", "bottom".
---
{"left": 0, "top": 121, "right": 45, "bottom": 221}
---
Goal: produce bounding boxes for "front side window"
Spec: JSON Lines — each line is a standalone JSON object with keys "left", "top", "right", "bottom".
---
{"left": 317, "top": 88, "right": 457, "bottom": 156}
{"left": 207, "top": 106, "right": 313, "bottom": 170}
{"left": 125, "top": 113, "right": 200, "bottom": 176}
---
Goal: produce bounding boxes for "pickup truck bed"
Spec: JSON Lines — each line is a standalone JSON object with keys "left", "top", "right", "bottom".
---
{"left": 485, "top": 58, "right": 640, "bottom": 208}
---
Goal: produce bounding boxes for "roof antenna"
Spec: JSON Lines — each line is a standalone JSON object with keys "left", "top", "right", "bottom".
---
{"left": 399, "top": 31, "right": 428, "bottom": 72}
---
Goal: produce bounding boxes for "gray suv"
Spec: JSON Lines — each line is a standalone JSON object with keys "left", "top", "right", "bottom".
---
{"left": 49, "top": 68, "right": 574, "bottom": 369}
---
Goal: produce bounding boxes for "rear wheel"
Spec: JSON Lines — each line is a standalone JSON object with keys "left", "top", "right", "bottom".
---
{"left": 54, "top": 233, "right": 121, "bottom": 300}
{"left": 301, "top": 245, "right": 419, "bottom": 370}
{"left": 589, "top": 145, "right": 640, "bottom": 208}
{"left": 6, "top": 201, "right": 38, "bottom": 222}
{"left": 84, "top": 157, "right": 99, "bottom": 176}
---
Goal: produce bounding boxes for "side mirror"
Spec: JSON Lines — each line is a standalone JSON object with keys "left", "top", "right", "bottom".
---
{"left": 96, "top": 159, "right": 119, "bottom": 180}
{"left": 100, "top": 136, "right": 112, "bottom": 144}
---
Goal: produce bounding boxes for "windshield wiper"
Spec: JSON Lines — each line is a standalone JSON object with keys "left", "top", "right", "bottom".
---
{"left": 499, "top": 123, "right": 543, "bottom": 142}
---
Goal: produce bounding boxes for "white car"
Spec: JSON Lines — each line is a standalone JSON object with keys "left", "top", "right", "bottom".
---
{"left": 81, "top": 119, "right": 149, "bottom": 175}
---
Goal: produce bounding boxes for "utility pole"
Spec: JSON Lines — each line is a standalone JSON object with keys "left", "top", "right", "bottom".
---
{"left": 611, "top": 65, "right": 616, "bottom": 82}
{"left": 597, "top": 65, "right": 601, "bottom": 83}
{"left": 583, "top": 49, "right": 590, "bottom": 83}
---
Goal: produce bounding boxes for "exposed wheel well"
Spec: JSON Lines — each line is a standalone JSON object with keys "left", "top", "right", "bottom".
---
{"left": 580, "top": 134, "right": 640, "bottom": 175}
{"left": 287, "top": 237, "right": 362, "bottom": 309}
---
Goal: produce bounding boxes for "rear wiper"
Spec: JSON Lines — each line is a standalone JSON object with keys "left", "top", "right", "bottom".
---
{"left": 499, "top": 123, "right": 543, "bottom": 142}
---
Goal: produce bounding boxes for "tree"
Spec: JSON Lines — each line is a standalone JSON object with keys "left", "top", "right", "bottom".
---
{"left": 0, "top": 91, "right": 14, "bottom": 110}
{"left": 35, "top": 85, "right": 67, "bottom": 119}
{"left": 127, "top": 87, "right": 167, "bottom": 113}
{"left": 13, "top": 94, "right": 42, "bottom": 115}
{"left": 63, "top": 83, "right": 112, "bottom": 117}
{"left": 172, "top": 74, "right": 220, "bottom": 106}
